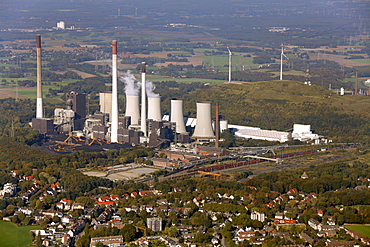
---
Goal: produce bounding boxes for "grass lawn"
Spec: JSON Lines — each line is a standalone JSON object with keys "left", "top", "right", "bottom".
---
{"left": 0, "top": 220, "right": 40, "bottom": 247}
{"left": 345, "top": 225, "right": 370, "bottom": 238}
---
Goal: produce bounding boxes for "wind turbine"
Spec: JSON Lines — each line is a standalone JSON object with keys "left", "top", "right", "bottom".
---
{"left": 280, "top": 44, "right": 290, "bottom": 80}
{"left": 227, "top": 46, "right": 232, "bottom": 83}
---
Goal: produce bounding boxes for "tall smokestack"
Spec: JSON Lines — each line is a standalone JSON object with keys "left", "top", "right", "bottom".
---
{"left": 148, "top": 96, "right": 161, "bottom": 121}
{"left": 355, "top": 70, "right": 359, "bottom": 95}
{"left": 215, "top": 102, "right": 219, "bottom": 148}
{"left": 193, "top": 102, "right": 215, "bottom": 140}
{"left": 170, "top": 99, "right": 186, "bottom": 134}
{"left": 111, "top": 40, "right": 119, "bottom": 143}
{"left": 141, "top": 62, "right": 147, "bottom": 136}
{"left": 125, "top": 95, "right": 140, "bottom": 125}
{"left": 36, "top": 35, "right": 43, "bottom": 119}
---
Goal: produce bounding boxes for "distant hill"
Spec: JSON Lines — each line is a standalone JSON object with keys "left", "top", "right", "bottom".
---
{"left": 185, "top": 80, "right": 370, "bottom": 142}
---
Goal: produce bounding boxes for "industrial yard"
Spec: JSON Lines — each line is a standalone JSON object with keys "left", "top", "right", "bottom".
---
{"left": 82, "top": 165, "right": 159, "bottom": 181}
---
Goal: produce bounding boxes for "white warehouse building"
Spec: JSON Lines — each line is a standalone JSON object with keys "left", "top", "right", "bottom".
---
{"left": 229, "top": 124, "right": 321, "bottom": 143}
{"left": 229, "top": 124, "right": 291, "bottom": 143}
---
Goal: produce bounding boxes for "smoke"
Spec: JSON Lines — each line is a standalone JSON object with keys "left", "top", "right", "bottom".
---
{"left": 146, "top": 80, "right": 160, "bottom": 98}
{"left": 120, "top": 70, "right": 139, "bottom": 95}
{"left": 119, "top": 70, "right": 160, "bottom": 97}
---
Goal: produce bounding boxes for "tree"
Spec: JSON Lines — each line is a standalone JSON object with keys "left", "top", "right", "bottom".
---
{"left": 76, "top": 235, "right": 90, "bottom": 247}
{"left": 76, "top": 196, "right": 95, "bottom": 207}
{"left": 120, "top": 224, "right": 136, "bottom": 242}
{"left": 220, "top": 129, "right": 236, "bottom": 147}
{"left": 164, "top": 226, "right": 179, "bottom": 238}
{"left": 193, "top": 232, "right": 212, "bottom": 244}
{"left": 36, "top": 232, "right": 42, "bottom": 247}
{"left": 22, "top": 216, "right": 31, "bottom": 226}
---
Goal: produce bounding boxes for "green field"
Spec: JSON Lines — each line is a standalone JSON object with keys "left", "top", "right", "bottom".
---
{"left": 0, "top": 221, "right": 40, "bottom": 247}
{"left": 196, "top": 54, "right": 255, "bottom": 72}
{"left": 351, "top": 59, "right": 370, "bottom": 64}
{"left": 0, "top": 64, "right": 17, "bottom": 67}
{"left": 145, "top": 75, "right": 224, "bottom": 85}
{"left": 345, "top": 225, "right": 370, "bottom": 238}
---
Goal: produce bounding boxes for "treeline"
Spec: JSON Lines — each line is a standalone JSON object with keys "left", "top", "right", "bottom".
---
{"left": 123, "top": 56, "right": 188, "bottom": 66}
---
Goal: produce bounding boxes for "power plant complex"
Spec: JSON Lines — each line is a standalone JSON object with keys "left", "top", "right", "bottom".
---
{"left": 31, "top": 37, "right": 222, "bottom": 151}
{"left": 31, "top": 36, "right": 323, "bottom": 152}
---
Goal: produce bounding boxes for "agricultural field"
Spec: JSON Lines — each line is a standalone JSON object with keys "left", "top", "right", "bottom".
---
{"left": 0, "top": 220, "right": 40, "bottom": 247}
{"left": 345, "top": 225, "right": 370, "bottom": 238}
{"left": 351, "top": 59, "right": 370, "bottom": 64}
{"left": 146, "top": 75, "right": 224, "bottom": 85}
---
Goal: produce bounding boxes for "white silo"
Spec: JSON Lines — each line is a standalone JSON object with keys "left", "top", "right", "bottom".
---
{"left": 170, "top": 99, "right": 186, "bottom": 134}
{"left": 148, "top": 96, "right": 161, "bottom": 121}
{"left": 125, "top": 94, "right": 140, "bottom": 125}
{"left": 220, "top": 119, "right": 229, "bottom": 132}
{"left": 193, "top": 101, "right": 215, "bottom": 140}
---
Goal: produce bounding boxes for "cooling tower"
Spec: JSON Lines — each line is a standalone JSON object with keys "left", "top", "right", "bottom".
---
{"left": 125, "top": 94, "right": 140, "bottom": 125}
{"left": 148, "top": 96, "right": 161, "bottom": 121}
{"left": 111, "top": 40, "right": 118, "bottom": 143}
{"left": 170, "top": 99, "right": 186, "bottom": 134}
{"left": 192, "top": 102, "right": 215, "bottom": 139}
{"left": 141, "top": 62, "right": 147, "bottom": 136}
{"left": 99, "top": 91, "right": 112, "bottom": 117}
{"left": 36, "top": 35, "right": 43, "bottom": 119}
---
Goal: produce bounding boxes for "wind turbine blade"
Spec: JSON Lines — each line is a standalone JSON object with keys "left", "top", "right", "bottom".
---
{"left": 227, "top": 46, "right": 232, "bottom": 55}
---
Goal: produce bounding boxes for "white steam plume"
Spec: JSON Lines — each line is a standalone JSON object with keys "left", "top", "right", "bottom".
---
{"left": 120, "top": 70, "right": 140, "bottom": 95}
{"left": 146, "top": 80, "right": 160, "bottom": 97}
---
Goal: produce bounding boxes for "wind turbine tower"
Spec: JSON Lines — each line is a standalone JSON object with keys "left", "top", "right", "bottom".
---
{"left": 280, "top": 44, "right": 290, "bottom": 81}
{"left": 227, "top": 46, "right": 232, "bottom": 83}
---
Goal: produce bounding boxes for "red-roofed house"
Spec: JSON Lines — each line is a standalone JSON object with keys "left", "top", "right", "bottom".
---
{"left": 110, "top": 195, "right": 120, "bottom": 201}
{"left": 139, "top": 190, "right": 150, "bottom": 196}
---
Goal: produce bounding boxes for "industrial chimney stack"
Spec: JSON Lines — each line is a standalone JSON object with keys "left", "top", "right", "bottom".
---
{"left": 141, "top": 62, "right": 147, "bottom": 136}
{"left": 36, "top": 35, "right": 43, "bottom": 119}
{"left": 192, "top": 102, "right": 215, "bottom": 141}
{"left": 170, "top": 99, "right": 186, "bottom": 134}
{"left": 215, "top": 102, "right": 220, "bottom": 148}
{"left": 111, "top": 40, "right": 119, "bottom": 143}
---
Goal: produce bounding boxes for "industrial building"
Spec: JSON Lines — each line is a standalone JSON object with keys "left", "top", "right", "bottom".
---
{"left": 230, "top": 125, "right": 292, "bottom": 143}
{"left": 229, "top": 124, "right": 321, "bottom": 143}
